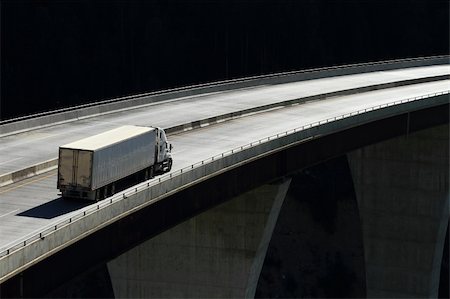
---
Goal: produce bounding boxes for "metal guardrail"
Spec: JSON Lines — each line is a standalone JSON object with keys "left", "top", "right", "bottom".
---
{"left": 0, "top": 90, "right": 448, "bottom": 259}
{"left": 1, "top": 55, "right": 448, "bottom": 125}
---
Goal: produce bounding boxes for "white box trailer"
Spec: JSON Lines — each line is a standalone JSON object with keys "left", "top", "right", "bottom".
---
{"left": 58, "top": 125, "right": 172, "bottom": 201}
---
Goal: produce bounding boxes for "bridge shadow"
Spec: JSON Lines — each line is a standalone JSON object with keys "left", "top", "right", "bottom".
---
{"left": 18, "top": 197, "right": 91, "bottom": 219}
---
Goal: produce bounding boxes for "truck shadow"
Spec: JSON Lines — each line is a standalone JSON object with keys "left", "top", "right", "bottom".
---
{"left": 18, "top": 197, "right": 91, "bottom": 219}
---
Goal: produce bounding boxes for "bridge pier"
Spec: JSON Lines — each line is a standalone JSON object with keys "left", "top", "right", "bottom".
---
{"left": 255, "top": 156, "right": 367, "bottom": 298}
{"left": 348, "top": 124, "right": 449, "bottom": 297}
{"left": 106, "top": 179, "right": 291, "bottom": 298}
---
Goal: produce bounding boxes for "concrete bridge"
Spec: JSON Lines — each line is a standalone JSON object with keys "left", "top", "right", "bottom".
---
{"left": 0, "top": 56, "right": 448, "bottom": 297}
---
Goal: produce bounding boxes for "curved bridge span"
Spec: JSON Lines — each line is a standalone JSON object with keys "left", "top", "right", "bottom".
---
{"left": 0, "top": 57, "right": 448, "bottom": 297}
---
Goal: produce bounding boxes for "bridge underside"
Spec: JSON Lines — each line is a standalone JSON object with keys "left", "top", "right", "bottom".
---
{"left": 1, "top": 104, "right": 448, "bottom": 298}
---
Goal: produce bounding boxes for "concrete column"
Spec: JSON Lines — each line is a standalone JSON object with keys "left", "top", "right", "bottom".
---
{"left": 255, "top": 155, "right": 367, "bottom": 298}
{"left": 106, "top": 179, "right": 291, "bottom": 298}
{"left": 348, "top": 124, "right": 449, "bottom": 298}
{"left": 245, "top": 178, "right": 291, "bottom": 298}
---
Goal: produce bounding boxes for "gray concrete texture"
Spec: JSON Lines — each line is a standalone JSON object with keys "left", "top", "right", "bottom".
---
{"left": 255, "top": 156, "right": 366, "bottom": 298}
{"left": 348, "top": 124, "right": 449, "bottom": 297}
{"left": 0, "top": 69, "right": 449, "bottom": 186}
{"left": 0, "top": 92, "right": 447, "bottom": 284}
{"left": 107, "top": 180, "right": 290, "bottom": 298}
{"left": 1, "top": 56, "right": 448, "bottom": 137}
{"left": 0, "top": 159, "right": 58, "bottom": 187}
{"left": 0, "top": 65, "right": 448, "bottom": 187}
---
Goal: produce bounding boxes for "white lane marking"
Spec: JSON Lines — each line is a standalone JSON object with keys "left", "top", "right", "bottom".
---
{"left": 0, "top": 157, "right": 23, "bottom": 166}
{"left": 0, "top": 209, "right": 19, "bottom": 219}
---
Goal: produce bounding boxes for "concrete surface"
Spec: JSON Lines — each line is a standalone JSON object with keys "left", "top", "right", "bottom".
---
{"left": 256, "top": 156, "right": 366, "bottom": 298}
{"left": 2, "top": 56, "right": 447, "bottom": 136}
{"left": 0, "top": 65, "right": 448, "bottom": 178}
{"left": 348, "top": 124, "right": 449, "bottom": 298}
{"left": 0, "top": 66, "right": 450, "bottom": 186}
{"left": 0, "top": 103, "right": 448, "bottom": 297}
{"left": 0, "top": 90, "right": 446, "bottom": 285}
{"left": 106, "top": 180, "right": 290, "bottom": 298}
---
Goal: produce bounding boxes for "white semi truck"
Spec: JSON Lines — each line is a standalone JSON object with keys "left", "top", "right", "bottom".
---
{"left": 57, "top": 125, "right": 172, "bottom": 201}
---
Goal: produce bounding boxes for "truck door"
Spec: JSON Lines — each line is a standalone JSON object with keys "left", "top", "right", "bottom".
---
{"left": 58, "top": 148, "right": 92, "bottom": 188}
{"left": 76, "top": 150, "right": 92, "bottom": 188}
{"left": 157, "top": 130, "right": 166, "bottom": 163}
{"left": 58, "top": 148, "right": 74, "bottom": 187}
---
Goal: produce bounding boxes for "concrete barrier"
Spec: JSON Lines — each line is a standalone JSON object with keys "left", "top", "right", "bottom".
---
{"left": 0, "top": 159, "right": 58, "bottom": 187}
{"left": 1, "top": 55, "right": 448, "bottom": 137}
{"left": 0, "top": 92, "right": 447, "bottom": 284}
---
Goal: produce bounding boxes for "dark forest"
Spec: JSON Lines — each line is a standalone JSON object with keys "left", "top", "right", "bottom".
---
{"left": 1, "top": 0, "right": 449, "bottom": 120}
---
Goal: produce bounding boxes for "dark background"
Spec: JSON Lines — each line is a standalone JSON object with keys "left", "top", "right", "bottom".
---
{"left": 1, "top": 0, "right": 449, "bottom": 120}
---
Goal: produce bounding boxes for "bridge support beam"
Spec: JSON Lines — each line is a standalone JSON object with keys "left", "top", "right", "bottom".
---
{"left": 348, "top": 124, "right": 449, "bottom": 298}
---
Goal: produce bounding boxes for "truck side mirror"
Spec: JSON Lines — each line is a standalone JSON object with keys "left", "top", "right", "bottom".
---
{"left": 169, "top": 144, "right": 173, "bottom": 151}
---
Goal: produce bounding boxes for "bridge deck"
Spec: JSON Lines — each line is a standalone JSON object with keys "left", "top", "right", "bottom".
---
{"left": 0, "top": 76, "right": 448, "bottom": 253}
{"left": 0, "top": 65, "right": 448, "bottom": 175}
